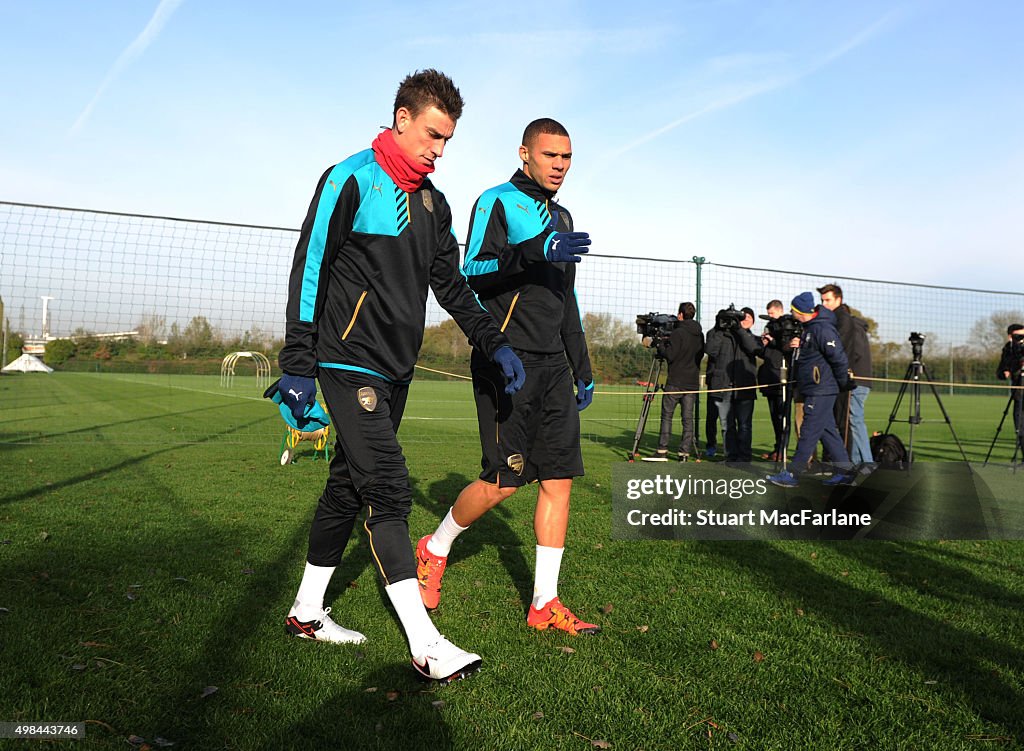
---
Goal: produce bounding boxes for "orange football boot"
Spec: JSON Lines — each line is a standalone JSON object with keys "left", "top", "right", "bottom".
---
{"left": 527, "top": 597, "right": 601, "bottom": 635}
{"left": 416, "top": 535, "right": 448, "bottom": 610}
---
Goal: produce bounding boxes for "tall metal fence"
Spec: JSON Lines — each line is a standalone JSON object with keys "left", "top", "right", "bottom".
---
{"left": 3, "top": 200, "right": 1020, "bottom": 386}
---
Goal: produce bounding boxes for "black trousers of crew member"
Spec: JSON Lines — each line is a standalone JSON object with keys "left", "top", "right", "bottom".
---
{"left": 827, "top": 390, "right": 852, "bottom": 460}
{"left": 305, "top": 368, "right": 416, "bottom": 585}
{"left": 658, "top": 386, "right": 697, "bottom": 455}
{"left": 705, "top": 393, "right": 719, "bottom": 449}
{"left": 764, "top": 389, "right": 786, "bottom": 455}
{"left": 790, "top": 393, "right": 850, "bottom": 473}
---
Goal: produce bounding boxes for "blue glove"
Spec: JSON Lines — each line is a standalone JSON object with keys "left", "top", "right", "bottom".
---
{"left": 278, "top": 374, "right": 316, "bottom": 421}
{"left": 576, "top": 379, "right": 594, "bottom": 411}
{"left": 492, "top": 346, "right": 526, "bottom": 395}
{"left": 545, "top": 231, "right": 591, "bottom": 263}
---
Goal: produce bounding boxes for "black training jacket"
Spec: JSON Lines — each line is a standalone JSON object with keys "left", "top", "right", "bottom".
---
{"left": 461, "top": 169, "right": 592, "bottom": 385}
{"left": 279, "top": 149, "right": 509, "bottom": 383}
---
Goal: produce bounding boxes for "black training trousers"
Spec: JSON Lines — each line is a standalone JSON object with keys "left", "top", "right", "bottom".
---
{"left": 305, "top": 367, "right": 416, "bottom": 585}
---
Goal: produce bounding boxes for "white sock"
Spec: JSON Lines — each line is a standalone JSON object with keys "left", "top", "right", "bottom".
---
{"left": 292, "top": 562, "right": 336, "bottom": 620}
{"left": 385, "top": 577, "right": 441, "bottom": 658}
{"left": 426, "top": 507, "right": 469, "bottom": 557}
{"left": 532, "top": 545, "right": 564, "bottom": 609}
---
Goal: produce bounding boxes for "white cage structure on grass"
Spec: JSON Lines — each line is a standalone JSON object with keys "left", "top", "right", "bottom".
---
{"left": 221, "top": 351, "right": 272, "bottom": 390}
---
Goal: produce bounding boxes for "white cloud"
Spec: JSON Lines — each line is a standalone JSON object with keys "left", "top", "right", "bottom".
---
{"left": 603, "top": 9, "right": 904, "bottom": 161}
{"left": 69, "top": 0, "right": 185, "bottom": 137}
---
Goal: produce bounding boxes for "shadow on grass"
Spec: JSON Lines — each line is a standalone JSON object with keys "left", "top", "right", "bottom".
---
{"left": 415, "top": 472, "right": 534, "bottom": 611}
{"left": 0, "top": 399, "right": 277, "bottom": 445}
{"left": 0, "top": 413, "right": 274, "bottom": 506}
{"left": 256, "top": 664, "right": 453, "bottom": 751}
{"left": 699, "top": 540, "right": 1024, "bottom": 739}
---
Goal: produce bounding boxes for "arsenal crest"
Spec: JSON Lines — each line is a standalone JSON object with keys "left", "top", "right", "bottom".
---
{"left": 357, "top": 386, "right": 377, "bottom": 412}
{"left": 506, "top": 453, "right": 525, "bottom": 476}
{"left": 422, "top": 191, "right": 434, "bottom": 213}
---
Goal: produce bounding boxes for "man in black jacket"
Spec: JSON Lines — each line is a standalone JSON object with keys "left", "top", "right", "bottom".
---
{"left": 274, "top": 70, "right": 526, "bottom": 684}
{"left": 757, "top": 299, "right": 787, "bottom": 461}
{"left": 705, "top": 305, "right": 763, "bottom": 463}
{"left": 650, "top": 302, "right": 704, "bottom": 460}
{"left": 416, "top": 118, "right": 601, "bottom": 637}
{"left": 997, "top": 323, "right": 1024, "bottom": 442}
{"left": 818, "top": 284, "right": 873, "bottom": 464}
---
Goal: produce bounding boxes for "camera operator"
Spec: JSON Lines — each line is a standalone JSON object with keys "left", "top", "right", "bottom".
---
{"left": 768, "top": 292, "right": 852, "bottom": 487}
{"left": 758, "top": 300, "right": 788, "bottom": 461}
{"left": 997, "top": 323, "right": 1024, "bottom": 435}
{"left": 705, "top": 304, "right": 763, "bottom": 463}
{"left": 818, "top": 283, "right": 873, "bottom": 465}
{"left": 649, "top": 302, "right": 704, "bottom": 461}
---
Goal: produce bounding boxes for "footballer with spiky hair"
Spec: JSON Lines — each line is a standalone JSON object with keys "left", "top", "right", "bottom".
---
{"left": 274, "top": 70, "right": 525, "bottom": 684}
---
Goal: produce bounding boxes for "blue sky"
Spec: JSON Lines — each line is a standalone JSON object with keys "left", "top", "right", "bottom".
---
{"left": 2, "top": 0, "right": 1022, "bottom": 291}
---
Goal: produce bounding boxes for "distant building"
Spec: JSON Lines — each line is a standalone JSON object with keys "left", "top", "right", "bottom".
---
{"left": 22, "top": 330, "right": 138, "bottom": 355}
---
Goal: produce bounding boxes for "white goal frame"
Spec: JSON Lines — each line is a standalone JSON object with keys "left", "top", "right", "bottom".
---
{"left": 221, "top": 351, "right": 272, "bottom": 390}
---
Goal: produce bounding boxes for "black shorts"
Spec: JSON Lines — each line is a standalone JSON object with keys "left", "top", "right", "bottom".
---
{"left": 471, "top": 349, "right": 583, "bottom": 487}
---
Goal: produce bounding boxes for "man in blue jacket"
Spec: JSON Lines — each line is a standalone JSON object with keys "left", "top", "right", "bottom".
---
{"left": 767, "top": 292, "right": 852, "bottom": 487}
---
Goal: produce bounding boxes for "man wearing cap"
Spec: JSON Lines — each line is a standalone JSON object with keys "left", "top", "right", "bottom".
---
{"left": 767, "top": 292, "right": 852, "bottom": 487}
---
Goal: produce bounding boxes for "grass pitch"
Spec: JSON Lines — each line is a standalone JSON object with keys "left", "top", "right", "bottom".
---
{"left": 1, "top": 373, "right": 1022, "bottom": 749}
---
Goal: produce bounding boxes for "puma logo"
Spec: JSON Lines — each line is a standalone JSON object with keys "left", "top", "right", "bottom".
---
{"left": 826, "top": 340, "right": 836, "bottom": 347}
{"left": 372, "top": 184, "right": 383, "bottom": 193}
{"left": 515, "top": 203, "right": 529, "bottom": 213}
{"left": 288, "top": 389, "right": 304, "bottom": 400}
{"left": 551, "top": 239, "right": 560, "bottom": 251}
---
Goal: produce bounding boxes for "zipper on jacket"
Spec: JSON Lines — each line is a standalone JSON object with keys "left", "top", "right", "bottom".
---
{"left": 500, "top": 292, "right": 521, "bottom": 332}
{"left": 342, "top": 290, "right": 368, "bottom": 340}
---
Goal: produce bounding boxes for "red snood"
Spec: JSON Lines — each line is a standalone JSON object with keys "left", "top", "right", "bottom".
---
{"left": 371, "top": 128, "right": 433, "bottom": 192}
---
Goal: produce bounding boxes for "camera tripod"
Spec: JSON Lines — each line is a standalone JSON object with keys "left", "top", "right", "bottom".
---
{"left": 883, "top": 341, "right": 968, "bottom": 466}
{"left": 775, "top": 353, "right": 799, "bottom": 471}
{"left": 628, "top": 351, "right": 666, "bottom": 461}
{"left": 982, "top": 368, "right": 1024, "bottom": 465}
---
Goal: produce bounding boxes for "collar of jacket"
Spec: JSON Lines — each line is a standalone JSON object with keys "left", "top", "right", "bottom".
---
{"left": 805, "top": 306, "right": 836, "bottom": 327}
{"left": 510, "top": 168, "right": 557, "bottom": 202}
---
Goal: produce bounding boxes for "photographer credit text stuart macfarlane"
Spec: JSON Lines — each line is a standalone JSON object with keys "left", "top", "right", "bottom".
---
{"left": 610, "top": 463, "right": 882, "bottom": 541}
{"left": 622, "top": 474, "right": 871, "bottom": 530}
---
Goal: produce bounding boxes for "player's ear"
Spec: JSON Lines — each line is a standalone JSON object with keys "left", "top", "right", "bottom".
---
{"left": 395, "top": 107, "right": 413, "bottom": 134}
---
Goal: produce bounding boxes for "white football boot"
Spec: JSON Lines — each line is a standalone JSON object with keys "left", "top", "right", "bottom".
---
{"left": 411, "top": 636, "right": 482, "bottom": 684}
{"left": 284, "top": 606, "right": 366, "bottom": 644}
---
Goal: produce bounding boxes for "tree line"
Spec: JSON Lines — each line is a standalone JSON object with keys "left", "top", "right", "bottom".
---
{"left": 6, "top": 310, "right": 1018, "bottom": 388}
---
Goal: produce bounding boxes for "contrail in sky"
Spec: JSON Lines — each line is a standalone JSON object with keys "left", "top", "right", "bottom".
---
{"left": 69, "top": 0, "right": 185, "bottom": 136}
{"left": 604, "top": 10, "right": 902, "bottom": 162}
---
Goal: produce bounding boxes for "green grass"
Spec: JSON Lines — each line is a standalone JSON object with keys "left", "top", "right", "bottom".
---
{"left": 1, "top": 373, "right": 1022, "bottom": 750}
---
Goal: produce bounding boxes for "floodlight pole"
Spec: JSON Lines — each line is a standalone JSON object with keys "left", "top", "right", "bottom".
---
{"left": 40, "top": 296, "right": 54, "bottom": 339}
{"left": 692, "top": 256, "right": 706, "bottom": 451}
